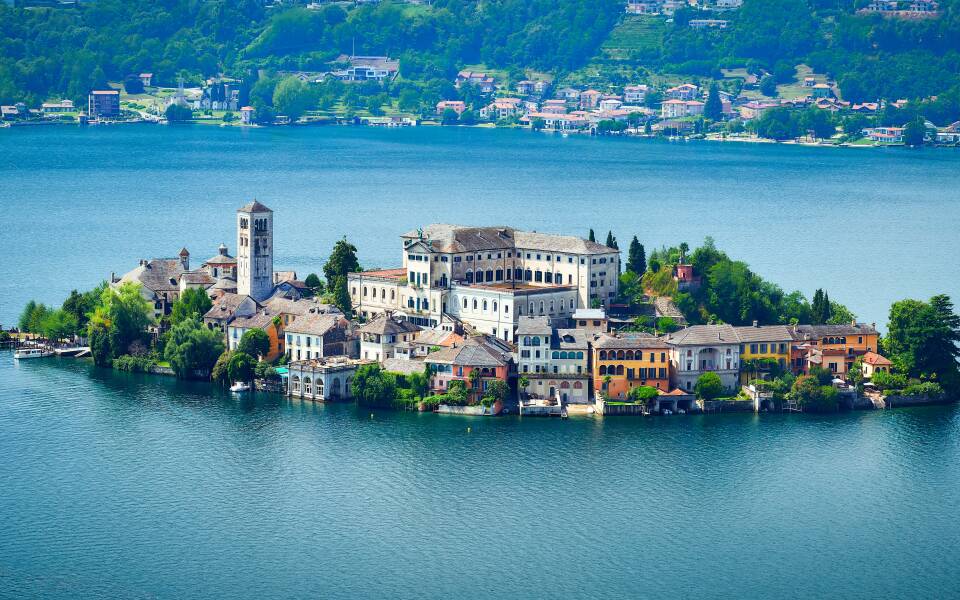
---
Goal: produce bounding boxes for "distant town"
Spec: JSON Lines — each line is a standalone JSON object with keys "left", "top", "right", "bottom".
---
{"left": 8, "top": 200, "right": 957, "bottom": 419}
{"left": 2, "top": 0, "right": 958, "bottom": 147}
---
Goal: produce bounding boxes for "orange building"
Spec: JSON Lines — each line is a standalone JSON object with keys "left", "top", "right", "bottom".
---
{"left": 592, "top": 333, "right": 671, "bottom": 400}
{"left": 791, "top": 323, "right": 880, "bottom": 375}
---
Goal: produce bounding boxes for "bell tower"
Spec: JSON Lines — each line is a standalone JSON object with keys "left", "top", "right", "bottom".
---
{"left": 237, "top": 200, "right": 274, "bottom": 301}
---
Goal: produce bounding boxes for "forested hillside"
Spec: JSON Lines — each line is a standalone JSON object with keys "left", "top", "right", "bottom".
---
{"left": 0, "top": 0, "right": 958, "bottom": 110}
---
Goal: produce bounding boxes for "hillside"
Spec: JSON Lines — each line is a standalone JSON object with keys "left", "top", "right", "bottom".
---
{"left": 0, "top": 0, "right": 958, "bottom": 122}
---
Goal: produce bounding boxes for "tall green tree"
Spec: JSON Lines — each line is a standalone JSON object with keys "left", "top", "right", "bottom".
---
{"left": 237, "top": 328, "right": 271, "bottom": 359}
{"left": 332, "top": 276, "right": 352, "bottom": 317}
{"left": 627, "top": 236, "right": 646, "bottom": 275}
{"left": 694, "top": 372, "right": 724, "bottom": 401}
{"left": 273, "top": 76, "right": 314, "bottom": 120}
{"left": 164, "top": 316, "right": 225, "bottom": 379}
{"left": 704, "top": 82, "right": 723, "bottom": 121}
{"left": 227, "top": 352, "right": 256, "bottom": 383}
{"left": 88, "top": 282, "right": 152, "bottom": 358}
{"left": 170, "top": 288, "right": 212, "bottom": 326}
{"left": 885, "top": 295, "right": 960, "bottom": 388}
{"left": 304, "top": 273, "right": 324, "bottom": 294}
{"left": 323, "top": 238, "right": 361, "bottom": 285}
{"left": 605, "top": 231, "right": 618, "bottom": 250}
{"left": 588, "top": 229, "right": 595, "bottom": 243}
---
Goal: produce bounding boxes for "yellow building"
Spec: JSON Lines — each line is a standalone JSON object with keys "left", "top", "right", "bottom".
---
{"left": 734, "top": 324, "right": 793, "bottom": 384}
{"left": 592, "top": 333, "right": 671, "bottom": 400}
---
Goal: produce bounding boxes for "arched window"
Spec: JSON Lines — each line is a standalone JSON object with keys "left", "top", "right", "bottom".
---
{"left": 625, "top": 350, "right": 634, "bottom": 360}
{"left": 599, "top": 350, "right": 607, "bottom": 360}
{"left": 463, "top": 298, "right": 468, "bottom": 309}
{"left": 523, "top": 336, "right": 532, "bottom": 346}
{"left": 303, "top": 377, "right": 312, "bottom": 395}
{"left": 381, "top": 288, "right": 386, "bottom": 299}
{"left": 560, "top": 381, "right": 570, "bottom": 389}
{"left": 495, "top": 269, "right": 503, "bottom": 281}
{"left": 532, "top": 337, "right": 541, "bottom": 346}
{"left": 475, "top": 270, "right": 483, "bottom": 283}
{"left": 545, "top": 272, "right": 553, "bottom": 284}
{"left": 560, "top": 351, "right": 568, "bottom": 359}
{"left": 486, "top": 270, "right": 493, "bottom": 281}
{"left": 552, "top": 351, "right": 560, "bottom": 359}
{"left": 616, "top": 365, "right": 624, "bottom": 375}
{"left": 482, "top": 300, "right": 488, "bottom": 311}
{"left": 617, "top": 350, "right": 625, "bottom": 360}
{"left": 577, "top": 352, "right": 584, "bottom": 359}
{"left": 599, "top": 365, "right": 607, "bottom": 375}
{"left": 493, "top": 301, "right": 498, "bottom": 312}
{"left": 363, "top": 286, "right": 368, "bottom": 297}
{"left": 466, "top": 271, "right": 473, "bottom": 283}
{"left": 515, "top": 268, "right": 523, "bottom": 280}
{"left": 292, "top": 375, "right": 300, "bottom": 392}
{"left": 574, "top": 381, "right": 583, "bottom": 389}
{"left": 549, "top": 300, "right": 555, "bottom": 313}
{"left": 524, "top": 269, "right": 532, "bottom": 281}
{"left": 529, "top": 302, "right": 534, "bottom": 313}
{"left": 317, "top": 381, "right": 324, "bottom": 398}
{"left": 539, "top": 301, "right": 545, "bottom": 314}
{"left": 473, "top": 299, "right": 478, "bottom": 310}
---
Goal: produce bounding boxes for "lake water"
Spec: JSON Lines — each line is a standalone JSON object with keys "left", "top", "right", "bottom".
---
{"left": 0, "top": 125, "right": 959, "bottom": 328}
{"left": 2, "top": 354, "right": 959, "bottom": 598}
{"left": 2, "top": 125, "right": 960, "bottom": 598}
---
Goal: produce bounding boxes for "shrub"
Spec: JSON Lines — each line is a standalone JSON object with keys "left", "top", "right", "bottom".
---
{"left": 871, "top": 371, "right": 908, "bottom": 391}
{"left": 112, "top": 354, "right": 157, "bottom": 372}
{"left": 901, "top": 381, "right": 943, "bottom": 397}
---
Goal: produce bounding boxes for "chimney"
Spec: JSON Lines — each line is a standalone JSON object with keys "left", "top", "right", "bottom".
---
{"left": 752, "top": 320, "right": 759, "bottom": 328}
{"left": 851, "top": 319, "right": 857, "bottom": 327}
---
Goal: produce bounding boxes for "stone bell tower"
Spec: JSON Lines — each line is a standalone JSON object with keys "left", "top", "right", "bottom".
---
{"left": 237, "top": 199, "right": 274, "bottom": 301}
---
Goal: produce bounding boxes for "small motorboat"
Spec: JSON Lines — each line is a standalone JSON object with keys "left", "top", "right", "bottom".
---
{"left": 14, "top": 347, "right": 54, "bottom": 360}
{"left": 229, "top": 381, "right": 251, "bottom": 393}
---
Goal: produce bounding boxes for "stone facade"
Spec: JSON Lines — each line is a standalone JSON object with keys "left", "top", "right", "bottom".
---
{"left": 237, "top": 200, "right": 274, "bottom": 301}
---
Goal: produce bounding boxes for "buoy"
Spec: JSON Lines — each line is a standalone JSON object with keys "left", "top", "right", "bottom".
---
{"left": 467, "top": 427, "right": 471, "bottom": 433}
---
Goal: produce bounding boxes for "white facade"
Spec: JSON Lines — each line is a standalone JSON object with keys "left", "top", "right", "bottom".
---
{"left": 237, "top": 201, "right": 274, "bottom": 301}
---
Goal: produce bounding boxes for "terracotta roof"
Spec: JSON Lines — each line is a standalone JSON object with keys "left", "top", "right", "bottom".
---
{"left": 862, "top": 351, "right": 892, "bottom": 366}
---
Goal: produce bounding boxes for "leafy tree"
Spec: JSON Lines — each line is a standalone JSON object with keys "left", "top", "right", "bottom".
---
{"left": 170, "top": 287, "right": 212, "bottom": 326}
{"left": 227, "top": 351, "right": 256, "bottom": 383}
{"left": 885, "top": 295, "right": 960, "bottom": 388}
{"left": 273, "top": 76, "right": 313, "bottom": 120}
{"left": 89, "top": 323, "right": 112, "bottom": 367}
{"left": 165, "top": 103, "right": 193, "bottom": 122}
{"left": 211, "top": 350, "right": 233, "bottom": 386}
{"left": 800, "top": 108, "right": 836, "bottom": 140}
{"left": 255, "top": 360, "right": 279, "bottom": 381}
{"left": 759, "top": 75, "right": 778, "bottom": 97}
{"left": 331, "top": 276, "right": 352, "bottom": 317}
{"left": 304, "top": 273, "right": 324, "bottom": 294}
{"left": 164, "top": 316, "right": 225, "bottom": 379}
{"left": 237, "top": 328, "right": 270, "bottom": 359}
{"left": 459, "top": 109, "right": 476, "bottom": 125}
{"left": 482, "top": 379, "right": 510, "bottom": 405}
{"left": 18, "top": 300, "right": 50, "bottom": 333}
{"left": 40, "top": 310, "right": 78, "bottom": 343}
{"left": 323, "top": 238, "right": 361, "bottom": 284}
{"left": 755, "top": 107, "right": 801, "bottom": 140}
{"left": 628, "top": 385, "right": 659, "bottom": 406}
{"left": 446, "top": 379, "right": 468, "bottom": 405}
{"left": 441, "top": 108, "right": 459, "bottom": 125}
{"left": 88, "top": 282, "right": 152, "bottom": 359}
{"left": 531, "top": 117, "right": 545, "bottom": 131}
{"left": 408, "top": 371, "right": 429, "bottom": 400}
{"left": 903, "top": 118, "right": 927, "bottom": 147}
{"left": 351, "top": 363, "right": 397, "bottom": 407}
{"left": 704, "top": 82, "right": 723, "bottom": 121}
{"left": 61, "top": 283, "right": 105, "bottom": 329}
{"left": 123, "top": 75, "right": 144, "bottom": 94}
{"left": 789, "top": 375, "right": 838, "bottom": 412}
{"left": 694, "top": 372, "right": 724, "bottom": 401}
{"left": 627, "top": 236, "right": 646, "bottom": 276}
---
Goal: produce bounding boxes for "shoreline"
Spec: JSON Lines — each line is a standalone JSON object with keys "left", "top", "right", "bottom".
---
{"left": 2, "top": 117, "right": 957, "bottom": 151}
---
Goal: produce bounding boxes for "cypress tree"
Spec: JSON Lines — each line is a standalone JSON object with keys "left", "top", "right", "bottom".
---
{"left": 704, "top": 82, "right": 723, "bottom": 121}
{"left": 627, "top": 236, "right": 647, "bottom": 275}
{"left": 588, "top": 229, "right": 595, "bottom": 242}
{"left": 605, "top": 231, "right": 618, "bottom": 249}
{"left": 812, "top": 289, "right": 825, "bottom": 324}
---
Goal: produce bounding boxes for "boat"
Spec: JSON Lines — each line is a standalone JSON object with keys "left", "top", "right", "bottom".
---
{"left": 229, "top": 381, "right": 250, "bottom": 393}
{"left": 14, "top": 347, "right": 54, "bottom": 359}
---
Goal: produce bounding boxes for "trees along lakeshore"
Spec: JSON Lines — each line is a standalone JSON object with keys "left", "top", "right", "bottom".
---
{"left": 237, "top": 328, "right": 270, "bottom": 360}
{"left": 694, "top": 372, "right": 724, "bottom": 401}
{"left": 164, "top": 316, "right": 224, "bottom": 379}
{"left": 884, "top": 295, "right": 960, "bottom": 392}
{"left": 170, "top": 288, "right": 212, "bottom": 326}
{"left": 323, "top": 237, "right": 360, "bottom": 317}
{"left": 87, "top": 282, "right": 153, "bottom": 366}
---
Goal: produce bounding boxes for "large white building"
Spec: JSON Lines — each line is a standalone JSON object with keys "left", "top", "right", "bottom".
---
{"left": 348, "top": 225, "right": 619, "bottom": 342}
{"left": 664, "top": 324, "right": 741, "bottom": 392}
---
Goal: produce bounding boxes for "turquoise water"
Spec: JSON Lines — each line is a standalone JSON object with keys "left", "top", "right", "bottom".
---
{"left": 2, "top": 354, "right": 959, "bottom": 598}
{"left": 1, "top": 125, "right": 959, "bottom": 328}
